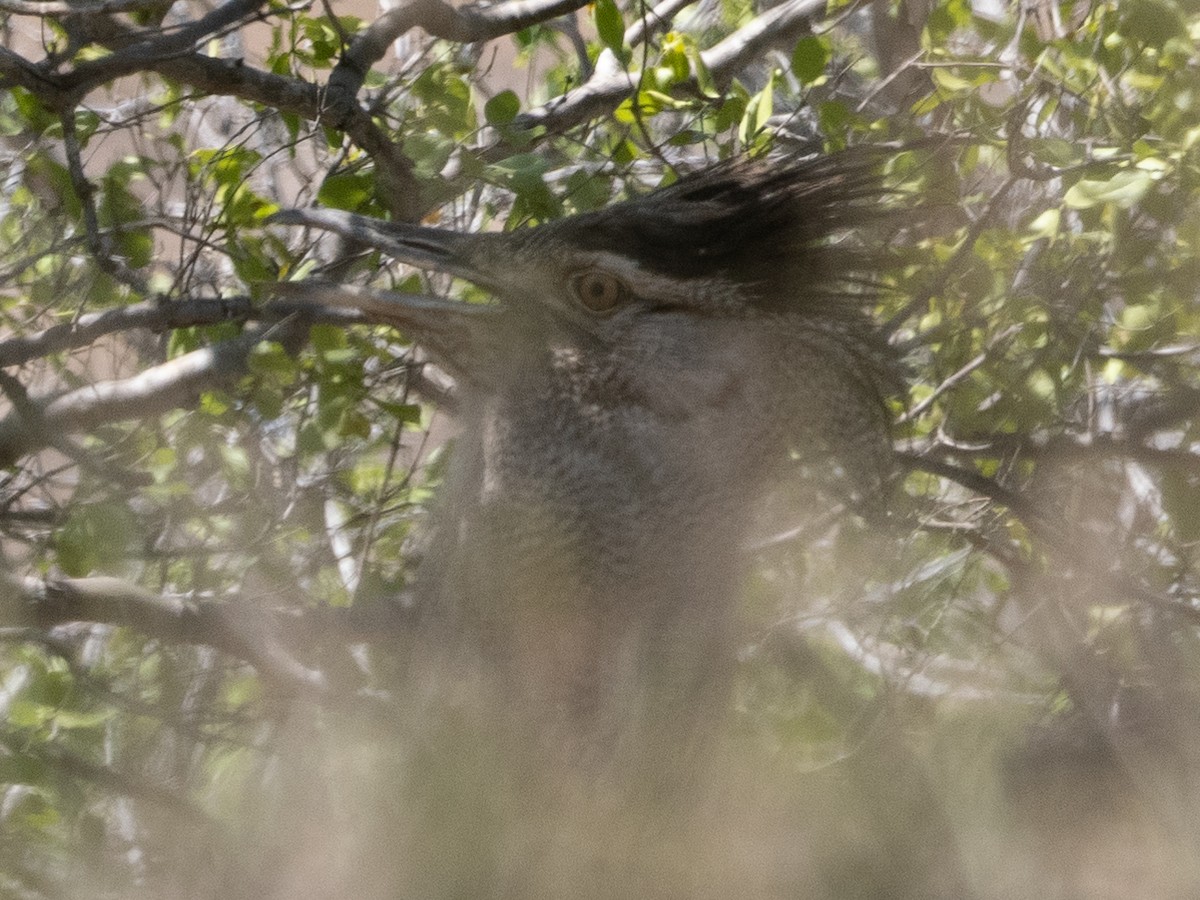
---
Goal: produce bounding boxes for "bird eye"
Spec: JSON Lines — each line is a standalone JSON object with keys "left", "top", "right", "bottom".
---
{"left": 570, "top": 271, "right": 627, "bottom": 314}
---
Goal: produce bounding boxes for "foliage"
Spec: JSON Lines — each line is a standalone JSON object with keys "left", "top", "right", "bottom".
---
{"left": 1, "top": 0, "right": 1199, "bottom": 897}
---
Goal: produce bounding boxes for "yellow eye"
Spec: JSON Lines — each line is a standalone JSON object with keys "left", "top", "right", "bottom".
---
{"left": 570, "top": 271, "right": 626, "bottom": 314}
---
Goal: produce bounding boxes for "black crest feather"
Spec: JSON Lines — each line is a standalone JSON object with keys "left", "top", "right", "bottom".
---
{"left": 554, "top": 152, "right": 889, "bottom": 302}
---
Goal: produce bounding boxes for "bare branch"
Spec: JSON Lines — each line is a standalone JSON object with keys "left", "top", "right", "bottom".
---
{"left": 1095, "top": 343, "right": 1200, "bottom": 361}
{"left": 897, "top": 324, "right": 1022, "bottom": 425}
{"left": 0, "top": 0, "right": 164, "bottom": 12}
{"left": 329, "top": 0, "right": 592, "bottom": 105}
{"left": 898, "top": 451, "right": 1200, "bottom": 625}
{"left": 921, "top": 431, "right": 1200, "bottom": 478}
{"left": 0, "top": 45, "right": 68, "bottom": 98}
{"left": 0, "top": 295, "right": 368, "bottom": 369}
{"left": 896, "top": 451, "right": 1045, "bottom": 525}
{"left": 703, "top": 0, "right": 822, "bottom": 83}
{"left": 885, "top": 176, "right": 1019, "bottom": 338}
{"left": 0, "top": 370, "right": 153, "bottom": 488}
{"left": 141, "top": 51, "right": 424, "bottom": 219}
{"left": 0, "top": 573, "right": 330, "bottom": 692}
{"left": 1, "top": 572, "right": 225, "bottom": 651}
{"left": 627, "top": 0, "right": 697, "bottom": 48}
{"left": 28, "top": 9, "right": 424, "bottom": 220}
{"left": 60, "top": 106, "right": 149, "bottom": 292}
{"left": 0, "top": 572, "right": 422, "bottom": 687}
{"left": 0, "top": 323, "right": 304, "bottom": 467}
{"left": 515, "top": 0, "right": 822, "bottom": 137}
{"left": 59, "top": 0, "right": 271, "bottom": 94}
{"left": 0, "top": 723, "right": 215, "bottom": 828}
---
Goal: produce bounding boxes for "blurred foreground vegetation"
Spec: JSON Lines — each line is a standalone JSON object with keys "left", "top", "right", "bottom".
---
{"left": 2, "top": 0, "right": 1200, "bottom": 896}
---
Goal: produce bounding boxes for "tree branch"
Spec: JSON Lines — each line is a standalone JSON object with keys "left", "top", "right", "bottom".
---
{"left": 0, "top": 572, "right": 420, "bottom": 684}
{"left": 0, "top": 323, "right": 305, "bottom": 467}
{"left": 897, "top": 451, "right": 1045, "bottom": 525}
{"left": 59, "top": 105, "right": 148, "bottom": 291}
{"left": 328, "top": 0, "right": 592, "bottom": 107}
{"left": 0, "top": 295, "right": 368, "bottom": 369}
{"left": 704, "top": 0, "right": 822, "bottom": 83}
{"left": 514, "top": 0, "right": 823, "bottom": 136}
{"left": 0, "top": 724, "right": 214, "bottom": 829}
{"left": 144, "top": 51, "right": 423, "bottom": 219}
{"left": 627, "top": 0, "right": 697, "bottom": 48}
{"left": 898, "top": 451, "right": 1200, "bottom": 625}
{"left": 912, "top": 432, "right": 1200, "bottom": 478}
{"left": 0, "top": 0, "right": 165, "bottom": 13}
{"left": 896, "top": 324, "right": 1022, "bottom": 425}
{"left": 0, "top": 370, "right": 153, "bottom": 488}
{"left": 0, "top": 573, "right": 331, "bottom": 693}
{"left": 41, "top": 9, "right": 425, "bottom": 221}
{"left": 885, "top": 176, "right": 1019, "bottom": 338}
{"left": 0, "top": 45, "right": 68, "bottom": 99}
{"left": 58, "top": 0, "right": 270, "bottom": 94}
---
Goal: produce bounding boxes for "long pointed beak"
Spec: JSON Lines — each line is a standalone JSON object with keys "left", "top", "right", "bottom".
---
{"left": 269, "top": 209, "right": 505, "bottom": 378}
{"left": 269, "top": 208, "right": 495, "bottom": 288}
{"left": 266, "top": 282, "right": 500, "bottom": 380}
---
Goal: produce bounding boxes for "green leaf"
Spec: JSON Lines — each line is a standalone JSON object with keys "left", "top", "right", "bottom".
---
{"left": 660, "top": 34, "right": 689, "bottom": 83}
{"left": 317, "top": 173, "right": 374, "bottom": 212}
{"left": 488, "top": 154, "right": 561, "bottom": 221}
{"left": 790, "top": 36, "right": 828, "bottom": 85}
{"left": 219, "top": 444, "right": 250, "bottom": 480}
{"left": 1026, "top": 208, "right": 1060, "bottom": 240}
{"left": 930, "top": 68, "right": 978, "bottom": 93}
{"left": 253, "top": 385, "right": 284, "bottom": 419}
{"left": 595, "top": 0, "right": 624, "bottom": 51}
{"left": 683, "top": 38, "right": 719, "bottom": 98}
{"left": 714, "top": 88, "right": 748, "bottom": 132}
{"left": 56, "top": 503, "right": 139, "bottom": 576}
{"left": 8, "top": 700, "right": 52, "bottom": 729}
{"left": 738, "top": 69, "right": 775, "bottom": 145}
{"left": 248, "top": 340, "right": 298, "bottom": 383}
{"left": 338, "top": 408, "right": 372, "bottom": 439}
{"left": 25, "top": 153, "right": 80, "bottom": 218}
{"left": 484, "top": 90, "right": 520, "bottom": 126}
{"left": 406, "top": 132, "right": 455, "bottom": 178}
{"left": 1162, "top": 468, "right": 1200, "bottom": 542}
{"left": 377, "top": 401, "right": 424, "bottom": 425}
{"left": 147, "top": 447, "right": 177, "bottom": 483}
{"left": 565, "top": 169, "right": 612, "bottom": 211}
{"left": 5, "top": 87, "right": 57, "bottom": 135}
{"left": 1118, "top": 0, "right": 1186, "bottom": 48}
{"left": 53, "top": 708, "right": 115, "bottom": 730}
{"left": 310, "top": 324, "right": 347, "bottom": 353}
{"left": 1063, "top": 170, "right": 1154, "bottom": 209}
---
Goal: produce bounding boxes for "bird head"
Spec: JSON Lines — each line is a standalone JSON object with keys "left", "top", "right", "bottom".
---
{"left": 272, "top": 152, "right": 904, "bottom": 499}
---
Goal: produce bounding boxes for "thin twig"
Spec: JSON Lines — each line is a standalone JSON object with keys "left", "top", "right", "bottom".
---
{"left": 884, "top": 176, "right": 1018, "bottom": 337}
{"left": 897, "top": 324, "right": 1022, "bottom": 424}
{"left": 514, "top": 0, "right": 824, "bottom": 136}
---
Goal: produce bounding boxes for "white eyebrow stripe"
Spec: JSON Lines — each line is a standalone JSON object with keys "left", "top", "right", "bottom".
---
{"left": 572, "top": 251, "right": 704, "bottom": 303}
{"left": 577, "top": 251, "right": 645, "bottom": 279}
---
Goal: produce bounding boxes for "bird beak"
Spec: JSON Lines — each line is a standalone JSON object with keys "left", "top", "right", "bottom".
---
{"left": 269, "top": 208, "right": 499, "bottom": 289}
{"left": 268, "top": 209, "right": 505, "bottom": 377}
